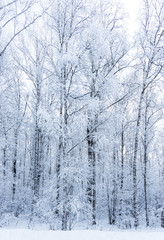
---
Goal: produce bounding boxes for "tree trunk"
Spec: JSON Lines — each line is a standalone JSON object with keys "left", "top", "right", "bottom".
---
{"left": 87, "top": 119, "right": 96, "bottom": 225}
{"left": 133, "top": 88, "right": 145, "bottom": 228}
{"left": 119, "top": 127, "right": 125, "bottom": 222}
{"left": 143, "top": 102, "right": 149, "bottom": 227}
{"left": 33, "top": 124, "right": 42, "bottom": 198}
{"left": 12, "top": 130, "right": 18, "bottom": 199}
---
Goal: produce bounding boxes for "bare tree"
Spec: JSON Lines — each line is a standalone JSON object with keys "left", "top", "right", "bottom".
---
{"left": 0, "top": 0, "right": 43, "bottom": 56}
{"left": 132, "top": 0, "right": 164, "bottom": 228}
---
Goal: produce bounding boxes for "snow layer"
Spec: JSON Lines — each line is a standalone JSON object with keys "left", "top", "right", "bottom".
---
{"left": 0, "top": 229, "right": 164, "bottom": 240}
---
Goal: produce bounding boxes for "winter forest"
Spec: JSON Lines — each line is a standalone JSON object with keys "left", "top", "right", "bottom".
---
{"left": 0, "top": 0, "right": 164, "bottom": 231}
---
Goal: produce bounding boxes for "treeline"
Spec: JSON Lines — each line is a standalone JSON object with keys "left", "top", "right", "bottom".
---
{"left": 0, "top": 0, "right": 164, "bottom": 230}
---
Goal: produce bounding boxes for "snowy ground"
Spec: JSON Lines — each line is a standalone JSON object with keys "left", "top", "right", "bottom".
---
{"left": 0, "top": 229, "right": 164, "bottom": 240}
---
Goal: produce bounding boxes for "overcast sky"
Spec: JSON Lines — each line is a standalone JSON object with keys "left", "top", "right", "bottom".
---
{"left": 120, "top": 0, "right": 141, "bottom": 35}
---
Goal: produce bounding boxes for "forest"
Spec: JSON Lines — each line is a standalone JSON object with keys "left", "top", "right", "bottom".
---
{"left": 0, "top": 0, "right": 164, "bottom": 231}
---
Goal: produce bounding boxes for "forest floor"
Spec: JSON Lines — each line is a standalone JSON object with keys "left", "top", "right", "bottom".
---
{"left": 0, "top": 229, "right": 164, "bottom": 240}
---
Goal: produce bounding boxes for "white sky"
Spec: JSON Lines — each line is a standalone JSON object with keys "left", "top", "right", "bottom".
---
{"left": 120, "top": 0, "right": 141, "bottom": 35}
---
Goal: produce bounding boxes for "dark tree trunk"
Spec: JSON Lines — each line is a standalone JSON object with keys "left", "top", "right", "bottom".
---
{"left": 12, "top": 130, "right": 18, "bottom": 199}
{"left": 33, "top": 124, "right": 42, "bottom": 198}
{"left": 119, "top": 127, "right": 125, "bottom": 221}
{"left": 143, "top": 102, "right": 149, "bottom": 227}
{"left": 87, "top": 123, "right": 96, "bottom": 225}
{"left": 161, "top": 210, "right": 164, "bottom": 228}
{"left": 133, "top": 88, "right": 145, "bottom": 228}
